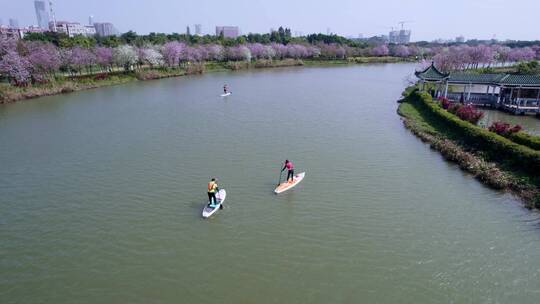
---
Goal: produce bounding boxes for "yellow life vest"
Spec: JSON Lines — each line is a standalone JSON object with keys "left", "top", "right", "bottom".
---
{"left": 208, "top": 181, "right": 217, "bottom": 193}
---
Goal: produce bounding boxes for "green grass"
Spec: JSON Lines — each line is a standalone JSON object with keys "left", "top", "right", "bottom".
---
{"left": 397, "top": 102, "right": 437, "bottom": 135}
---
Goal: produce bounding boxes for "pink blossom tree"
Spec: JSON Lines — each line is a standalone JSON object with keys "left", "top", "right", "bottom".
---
{"left": 270, "top": 43, "right": 287, "bottom": 59}
{"left": 0, "top": 50, "right": 32, "bottom": 85}
{"left": 393, "top": 45, "right": 411, "bottom": 57}
{"left": 94, "top": 47, "right": 114, "bottom": 71}
{"left": 25, "top": 42, "right": 61, "bottom": 79}
{"left": 70, "top": 47, "right": 96, "bottom": 74}
{"left": 206, "top": 44, "right": 224, "bottom": 61}
{"left": 161, "top": 41, "right": 184, "bottom": 67}
{"left": 371, "top": 44, "right": 389, "bottom": 56}
{"left": 247, "top": 43, "right": 265, "bottom": 59}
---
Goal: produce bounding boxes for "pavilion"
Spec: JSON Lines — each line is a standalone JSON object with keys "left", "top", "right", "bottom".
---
{"left": 415, "top": 63, "right": 540, "bottom": 115}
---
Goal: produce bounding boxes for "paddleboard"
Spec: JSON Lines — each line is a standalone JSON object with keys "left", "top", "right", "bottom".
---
{"left": 220, "top": 92, "right": 231, "bottom": 97}
{"left": 274, "top": 172, "right": 305, "bottom": 194}
{"left": 202, "top": 189, "right": 226, "bottom": 218}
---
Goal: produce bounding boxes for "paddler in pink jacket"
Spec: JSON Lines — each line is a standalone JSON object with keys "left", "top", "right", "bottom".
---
{"left": 281, "top": 160, "right": 295, "bottom": 183}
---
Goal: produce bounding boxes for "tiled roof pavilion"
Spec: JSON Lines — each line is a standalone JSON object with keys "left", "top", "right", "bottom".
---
{"left": 415, "top": 63, "right": 540, "bottom": 87}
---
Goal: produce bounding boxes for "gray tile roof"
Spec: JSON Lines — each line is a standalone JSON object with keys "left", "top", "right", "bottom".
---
{"left": 416, "top": 65, "right": 540, "bottom": 87}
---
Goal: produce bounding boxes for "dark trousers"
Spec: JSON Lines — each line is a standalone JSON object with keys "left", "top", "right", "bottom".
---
{"left": 208, "top": 192, "right": 217, "bottom": 205}
{"left": 287, "top": 169, "right": 294, "bottom": 181}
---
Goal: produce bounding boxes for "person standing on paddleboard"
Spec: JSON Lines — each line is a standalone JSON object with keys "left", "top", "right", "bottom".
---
{"left": 281, "top": 160, "right": 295, "bottom": 183}
{"left": 223, "top": 84, "right": 228, "bottom": 94}
{"left": 208, "top": 178, "right": 219, "bottom": 207}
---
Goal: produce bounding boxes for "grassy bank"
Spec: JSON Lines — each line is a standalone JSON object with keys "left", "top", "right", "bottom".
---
{"left": 0, "top": 57, "right": 405, "bottom": 104}
{"left": 398, "top": 88, "right": 540, "bottom": 208}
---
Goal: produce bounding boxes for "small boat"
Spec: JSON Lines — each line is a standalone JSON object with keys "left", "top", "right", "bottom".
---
{"left": 274, "top": 172, "right": 305, "bottom": 194}
{"left": 220, "top": 92, "right": 231, "bottom": 97}
{"left": 202, "top": 189, "right": 226, "bottom": 218}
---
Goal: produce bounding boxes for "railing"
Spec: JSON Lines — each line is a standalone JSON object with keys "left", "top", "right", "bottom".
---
{"left": 446, "top": 92, "right": 497, "bottom": 104}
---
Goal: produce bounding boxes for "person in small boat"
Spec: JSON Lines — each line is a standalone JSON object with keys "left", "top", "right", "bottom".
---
{"left": 207, "top": 178, "right": 220, "bottom": 207}
{"left": 281, "top": 160, "right": 295, "bottom": 183}
{"left": 223, "top": 84, "right": 228, "bottom": 94}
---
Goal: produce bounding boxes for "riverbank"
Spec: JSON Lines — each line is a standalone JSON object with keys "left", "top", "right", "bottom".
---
{"left": 398, "top": 88, "right": 540, "bottom": 209}
{"left": 0, "top": 57, "right": 406, "bottom": 104}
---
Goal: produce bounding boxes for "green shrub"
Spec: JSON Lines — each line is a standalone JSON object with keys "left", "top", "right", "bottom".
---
{"left": 409, "top": 90, "right": 540, "bottom": 174}
{"left": 508, "top": 132, "right": 540, "bottom": 151}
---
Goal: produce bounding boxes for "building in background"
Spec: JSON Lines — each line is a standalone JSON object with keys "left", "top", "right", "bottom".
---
{"left": 9, "top": 18, "right": 19, "bottom": 28}
{"left": 34, "top": 0, "right": 50, "bottom": 29}
{"left": 456, "top": 36, "right": 465, "bottom": 43}
{"left": 52, "top": 21, "right": 95, "bottom": 37}
{"left": 88, "top": 15, "right": 94, "bottom": 26}
{"left": 194, "top": 24, "right": 202, "bottom": 36}
{"left": 48, "top": 0, "right": 57, "bottom": 32}
{"left": 94, "top": 22, "right": 118, "bottom": 37}
{"left": 216, "top": 26, "right": 239, "bottom": 38}
{"left": 1, "top": 25, "right": 46, "bottom": 39}
{"left": 388, "top": 29, "right": 411, "bottom": 44}
{"left": 186, "top": 25, "right": 191, "bottom": 35}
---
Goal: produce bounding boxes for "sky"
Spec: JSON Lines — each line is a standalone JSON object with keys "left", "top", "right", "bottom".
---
{"left": 1, "top": 0, "right": 539, "bottom": 41}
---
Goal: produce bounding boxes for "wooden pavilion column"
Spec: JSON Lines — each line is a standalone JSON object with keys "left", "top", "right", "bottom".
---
{"left": 444, "top": 81, "right": 449, "bottom": 98}
{"left": 467, "top": 83, "right": 472, "bottom": 101}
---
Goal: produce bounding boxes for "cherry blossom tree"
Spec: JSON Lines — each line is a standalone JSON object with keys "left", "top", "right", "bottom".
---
{"left": 371, "top": 44, "right": 389, "bottom": 56}
{"left": 393, "top": 45, "right": 411, "bottom": 57}
{"left": 270, "top": 43, "right": 287, "bottom": 59}
{"left": 247, "top": 43, "right": 265, "bottom": 59}
{"left": 67, "top": 47, "right": 96, "bottom": 74}
{"left": 161, "top": 41, "right": 184, "bottom": 67}
{"left": 509, "top": 47, "right": 535, "bottom": 62}
{"left": 138, "top": 47, "right": 164, "bottom": 67}
{"left": 113, "top": 45, "right": 138, "bottom": 70}
{"left": 25, "top": 42, "right": 61, "bottom": 78}
{"left": 94, "top": 47, "right": 114, "bottom": 70}
{"left": 226, "top": 45, "right": 251, "bottom": 61}
{"left": 0, "top": 50, "right": 32, "bottom": 85}
{"left": 0, "top": 37, "right": 18, "bottom": 57}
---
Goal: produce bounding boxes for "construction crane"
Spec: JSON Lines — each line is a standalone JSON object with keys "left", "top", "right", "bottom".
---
{"left": 398, "top": 20, "right": 413, "bottom": 30}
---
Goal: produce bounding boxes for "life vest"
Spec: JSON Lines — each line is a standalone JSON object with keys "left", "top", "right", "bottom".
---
{"left": 208, "top": 181, "right": 217, "bottom": 193}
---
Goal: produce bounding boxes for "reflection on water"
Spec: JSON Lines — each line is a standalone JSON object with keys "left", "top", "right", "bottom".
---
{"left": 479, "top": 108, "right": 540, "bottom": 135}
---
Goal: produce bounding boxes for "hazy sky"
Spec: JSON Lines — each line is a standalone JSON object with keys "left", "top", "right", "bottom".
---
{"left": 1, "top": 0, "right": 539, "bottom": 41}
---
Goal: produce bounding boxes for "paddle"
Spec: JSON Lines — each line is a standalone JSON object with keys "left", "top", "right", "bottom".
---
{"left": 277, "top": 167, "right": 283, "bottom": 187}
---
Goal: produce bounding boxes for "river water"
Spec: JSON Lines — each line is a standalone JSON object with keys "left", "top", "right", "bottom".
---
{"left": 1, "top": 64, "right": 540, "bottom": 303}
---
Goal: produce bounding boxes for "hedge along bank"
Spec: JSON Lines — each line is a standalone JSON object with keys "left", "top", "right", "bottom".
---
{"left": 406, "top": 89, "right": 540, "bottom": 176}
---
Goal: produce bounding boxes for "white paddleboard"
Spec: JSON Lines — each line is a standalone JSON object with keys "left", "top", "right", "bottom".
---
{"left": 202, "top": 189, "right": 226, "bottom": 218}
{"left": 274, "top": 172, "right": 305, "bottom": 194}
{"left": 220, "top": 92, "right": 231, "bottom": 97}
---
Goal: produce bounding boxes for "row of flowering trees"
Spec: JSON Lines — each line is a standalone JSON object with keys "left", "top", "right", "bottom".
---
{"left": 1, "top": 37, "right": 431, "bottom": 85}
{"left": 432, "top": 44, "right": 539, "bottom": 71}
{"left": 2, "top": 35, "right": 540, "bottom": 85}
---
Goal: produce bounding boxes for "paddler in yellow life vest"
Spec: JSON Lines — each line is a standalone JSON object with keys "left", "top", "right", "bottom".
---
{"left": 207, "top": 178, "right": 220, "bottom": 207}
